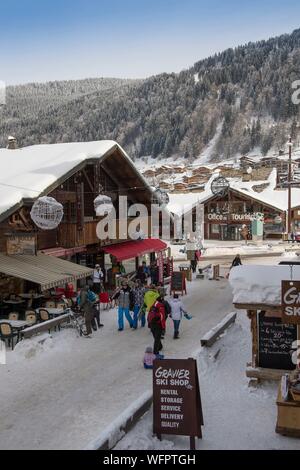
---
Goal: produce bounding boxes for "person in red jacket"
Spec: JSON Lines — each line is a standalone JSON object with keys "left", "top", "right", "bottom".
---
{"left": 148, "top": 297, "right": 165, "bottom": 355}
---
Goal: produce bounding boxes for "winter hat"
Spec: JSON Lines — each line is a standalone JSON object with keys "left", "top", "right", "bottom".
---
{"left": 145, "top": 346, "right": 153, "bottom": 354}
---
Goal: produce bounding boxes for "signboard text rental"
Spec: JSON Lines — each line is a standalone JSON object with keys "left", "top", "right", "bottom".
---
{"left": 282, "top": 281, "right": 300, "bottom": 325}
{"left": 153, "top": 358, "right": 203, "bottom": 438}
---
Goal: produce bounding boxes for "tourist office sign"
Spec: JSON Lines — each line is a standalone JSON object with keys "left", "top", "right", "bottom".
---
{"left": 153, "top": 358, "right": 203, "bottom": 449}
{"left": 207, "top": 212, "right": 264, "bottom": 223}
{"left": 282, "top": 281, "right": 300, "bottom": 325}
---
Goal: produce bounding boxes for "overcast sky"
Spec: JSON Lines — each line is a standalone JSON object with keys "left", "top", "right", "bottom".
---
{"left": 2, "top": 0, "right": 300, "bottom": 85}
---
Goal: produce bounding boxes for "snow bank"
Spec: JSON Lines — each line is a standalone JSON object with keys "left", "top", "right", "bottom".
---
{"left": 229, "top": 265, "right": 300, "bottom": 305}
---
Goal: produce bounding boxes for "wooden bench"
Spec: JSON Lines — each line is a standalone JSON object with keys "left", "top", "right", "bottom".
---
{"left": 22, "top": 313, "right": 70, "bottom": 339}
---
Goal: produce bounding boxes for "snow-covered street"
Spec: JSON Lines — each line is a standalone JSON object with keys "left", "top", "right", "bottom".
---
{"left": 0, "top": 271, "right": 234, "bottom": 450}
{"left": 2, "top": 254, "right": 300, "bottom": 450}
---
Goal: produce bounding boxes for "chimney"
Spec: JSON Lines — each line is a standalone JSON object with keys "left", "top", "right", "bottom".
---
{"left": 7, "top": 136, "right": 17, "bottom": 150}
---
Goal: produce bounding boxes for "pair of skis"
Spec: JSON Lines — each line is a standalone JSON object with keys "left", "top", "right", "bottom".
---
{"left": 65, "top": 308, "right": 88, "bottom": 337}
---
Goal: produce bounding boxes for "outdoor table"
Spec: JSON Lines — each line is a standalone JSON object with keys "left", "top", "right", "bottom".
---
{"left": 0, "top": 319, "right": 31, "bottom": 341}
{"left": 36, "top": 308, "right": 65, "bottom": 317}
{"left": 3, "top": 299, "right": 26, "bottom": 313}
{"left": 0, "top": 320, "right": 30, "bottom": 328}
{"left": 3, "top": 300, "right": 25, "bottom": 305}
{"left": 19, "top": 294, "right": 44, "bottom": 299}
{"left": 20, "top": 294, "right": 44, "bottom": 309}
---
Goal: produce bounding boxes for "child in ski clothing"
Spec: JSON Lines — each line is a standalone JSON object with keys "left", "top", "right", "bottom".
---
{"left": 148, "top": 298, "right": 166, "bottom": 355}
{"left": 112, "top": 281, "right": 134, "bottom": 331}
{"left": 132, "top": 280, "right": 146, "bottom": 329}
{"left": 169, "top": 294, "right": 187, "bottom": 339}
{"left": 143, "top": 346, "right": 157, "bottom": 369}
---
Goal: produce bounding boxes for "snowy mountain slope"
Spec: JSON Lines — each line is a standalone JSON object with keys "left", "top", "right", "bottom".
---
{"left": 1, "top": 28, "right": 300, "bottom": 163}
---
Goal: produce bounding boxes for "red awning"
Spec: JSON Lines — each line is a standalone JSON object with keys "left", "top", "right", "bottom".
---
{"left": 102, "top": 239, "right": 167, "bottom": 262}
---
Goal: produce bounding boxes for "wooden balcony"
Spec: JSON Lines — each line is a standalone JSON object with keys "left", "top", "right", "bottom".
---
{"left": 58, "top": 217, "right": 152, "bottom": 248}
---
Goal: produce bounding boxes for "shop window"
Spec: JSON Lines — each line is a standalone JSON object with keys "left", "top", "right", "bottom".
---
{"left": 211, "top": 224, "right": 220, "bottom": 234}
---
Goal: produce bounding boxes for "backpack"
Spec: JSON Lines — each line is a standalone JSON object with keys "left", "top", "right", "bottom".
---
{"left": 87, "top": 290, "right": 97, "bottom": 303}
{"left": 147, "top": 304, "right": 160, "bottom": 328}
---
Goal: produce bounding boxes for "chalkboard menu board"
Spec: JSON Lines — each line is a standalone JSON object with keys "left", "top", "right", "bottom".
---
{"left": 171, "top": 272, "right": 186, "bottom": 295}
{"left": 258, "top": 312, "right": 297, "bottom": 370}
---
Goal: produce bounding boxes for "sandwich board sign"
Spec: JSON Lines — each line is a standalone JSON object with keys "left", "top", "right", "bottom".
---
{"left": 282, "top": 281, "right": 300, "bottom": 325}
{"left": 153, "top": 358, "right": 203, "bottom": 449}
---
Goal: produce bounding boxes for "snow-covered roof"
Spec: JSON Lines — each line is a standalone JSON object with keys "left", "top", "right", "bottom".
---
{"left": 229, "top": 265, "right": 300, "bottom": 306}
{"left": 167, "top": 169, "right": 300, "bottom": 215}
{"left": 0, "top": 140, "right": 147, "bottom": 221}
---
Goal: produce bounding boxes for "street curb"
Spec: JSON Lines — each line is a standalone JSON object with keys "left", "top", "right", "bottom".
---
{"left": 84, "top": 391, "right": 153, "bottom": 450}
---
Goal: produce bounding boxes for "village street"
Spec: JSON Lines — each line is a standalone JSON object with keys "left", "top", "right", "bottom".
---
{"left": 0, "top": 254, "right": 288, "bottom": 450}
{"left": 0, "top": 262, "right": 238, "bottom": 450}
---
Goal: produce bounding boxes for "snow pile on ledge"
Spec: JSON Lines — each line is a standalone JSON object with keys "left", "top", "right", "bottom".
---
{"left": 229, "top": 265, "right": 300, "bottom": 305}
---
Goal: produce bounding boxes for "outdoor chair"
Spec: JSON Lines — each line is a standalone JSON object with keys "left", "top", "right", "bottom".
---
{"left": 56, "top": 302, "right": 66, "bottom": 310}
{"left": 0, "top": 322, "right": 19, "bottom": 350}
{"left": 45, "top": 301, "right": 56, "bottom": 308}
{"left": 38, "top": 309, "right": 60, "bottom": 332}
{"left": 25, "top": 312, "right": 37, "bottom": 325}
{"left": 8, "top": 312, "right": 19, "bottom": 321}
{"left": 39, "top": 309, "right": 50, "bottom": 322}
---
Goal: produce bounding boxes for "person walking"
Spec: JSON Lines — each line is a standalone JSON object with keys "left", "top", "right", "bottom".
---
{"left": 87, "top": 288, "right": 104, "bottom": 329}
{"left": 169, "top": 294, "right": 187, "bottom": 339}
{"left": 79, "top": 286, "right": 95, "bottom": 336}
{"left": 132, "top": 280, "right": 146, "bottom": 329}
{"left": 136, "top": 265, "right": 146, "bottom": 285}
{"left": 112, "top": 280, "right": 134, "bottom": 331}
{"left": 150, "top": 262, "right": 159, "bottom": 285}
{"left": 231, "top": 254, "right": 242, "bottom": 269}
{"left": 92, "top": 264, "right": 104, "bottom": 294}
{"left": 147, "top": 297, "right": 165, "bottom": 355}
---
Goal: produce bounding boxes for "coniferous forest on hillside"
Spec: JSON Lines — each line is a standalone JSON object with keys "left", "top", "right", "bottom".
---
{"left": 1, "top": 28, "right": 300, "bottom": 162}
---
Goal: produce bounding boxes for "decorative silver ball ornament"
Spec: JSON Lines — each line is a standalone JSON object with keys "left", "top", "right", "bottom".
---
{"left": 30, "top": 196, "right": 64, "bottom": 230}
{"left": 94, "top": 194, "right": 114, "bottom": 216}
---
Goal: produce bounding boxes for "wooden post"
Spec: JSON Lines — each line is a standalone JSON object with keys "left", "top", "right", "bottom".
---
{"left": 190, "top": 436, "right": 196, "bottom": 450}
{"left": 249, "top": 310, "right": 258, "bottom": 368}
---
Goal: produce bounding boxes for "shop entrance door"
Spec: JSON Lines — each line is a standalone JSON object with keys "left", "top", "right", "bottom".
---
{"left": 221, "top": 225, "right": 242, "bottom": 241}
{"left": 220, "top": 225, "right": 228, "bottom": 241}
